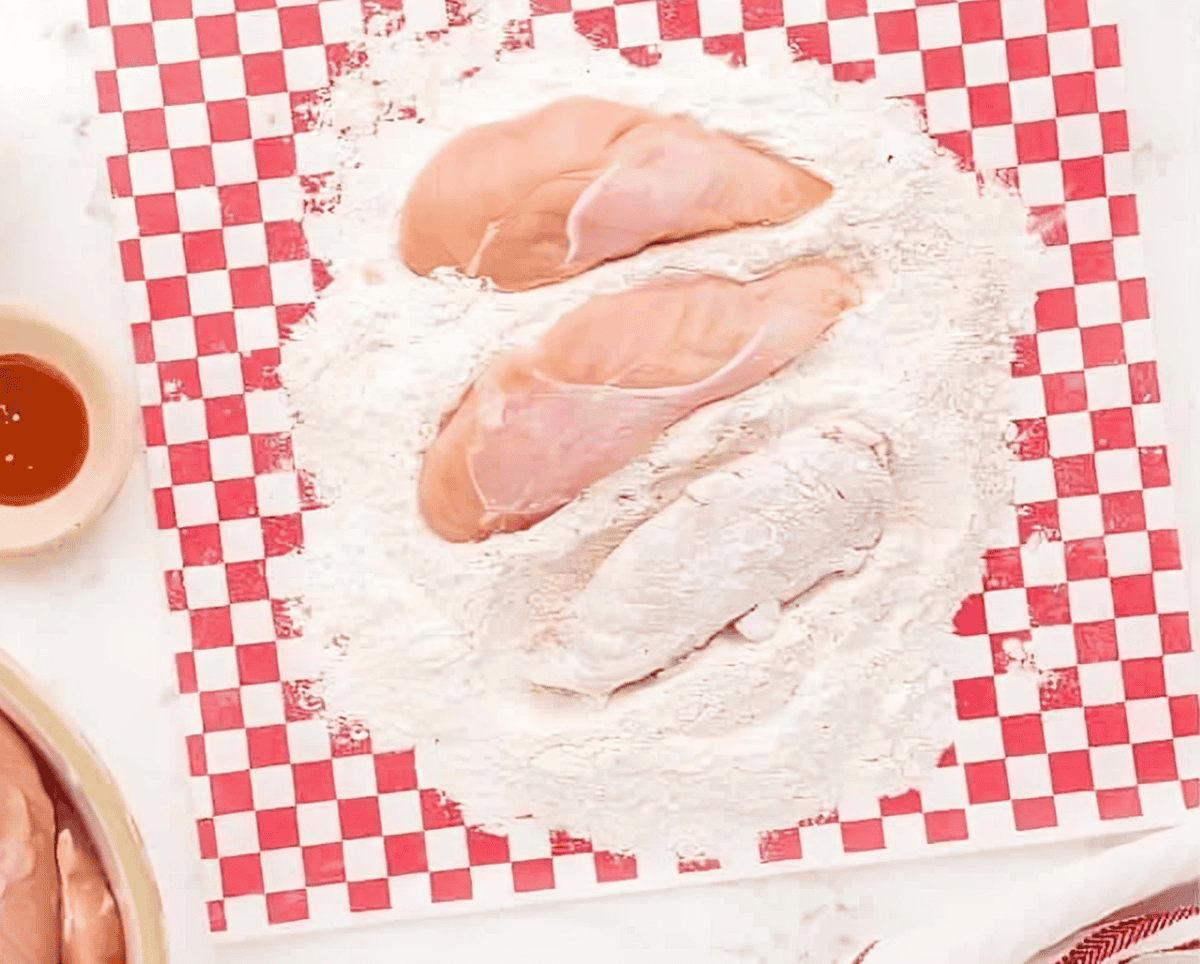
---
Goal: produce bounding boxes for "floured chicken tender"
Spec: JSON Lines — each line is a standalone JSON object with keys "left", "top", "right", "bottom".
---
{"left": 0, "top": 715, "right": 58, "bottom": 964}
{"left": 526, "top": 422, "right": 894, "bottom": 699}
{"left": 398, "top": 95, "right": 833, "bottom": 291}
{"left": 57, "top": 828, "right": 125, "bottom": 964}
{"left": 419, "top": 259, "right": 861, "bottom": 543}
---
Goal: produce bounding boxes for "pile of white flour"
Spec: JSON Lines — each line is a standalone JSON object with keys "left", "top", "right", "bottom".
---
{"left": 280, "top": 13, "right": 1040, "bottom": 857}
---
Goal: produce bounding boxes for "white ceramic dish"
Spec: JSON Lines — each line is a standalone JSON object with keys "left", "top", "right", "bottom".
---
{"left": 0, "top": 305, "right": 139, "bottom": 556}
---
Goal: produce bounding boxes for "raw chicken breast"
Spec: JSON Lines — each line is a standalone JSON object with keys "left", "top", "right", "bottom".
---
{"left": 57, "top": 828, "right": 125, "bottom": 964}
{"left": 526, "top": 422, "right": 893, "bottom": 699}
{"left": 0, "top": 714, "right": 58, "bottom": 964}
{"left": 399, "top": 96, "right": 833, "bottom": 291}
{"left": 419, "top": 259, "right": 861, "bottom": 543}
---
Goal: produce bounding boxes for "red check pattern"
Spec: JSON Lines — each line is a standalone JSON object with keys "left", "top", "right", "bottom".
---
{"left": 86, "top": 0, "right": 1200, "bottom": 939}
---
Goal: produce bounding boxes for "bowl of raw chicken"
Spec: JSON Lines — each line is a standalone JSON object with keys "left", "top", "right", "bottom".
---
{"left": 0, "top": 649, "right": 165, "bottom": 964}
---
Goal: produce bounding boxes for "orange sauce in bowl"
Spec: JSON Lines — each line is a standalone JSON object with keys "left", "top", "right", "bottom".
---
{"left": 0, "top": 354, "right": 89, "bottom": 507}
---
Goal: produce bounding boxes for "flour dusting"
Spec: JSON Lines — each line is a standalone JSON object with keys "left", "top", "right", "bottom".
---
{"left": 280, "top": 14, "right": 1039, "bottom": 857}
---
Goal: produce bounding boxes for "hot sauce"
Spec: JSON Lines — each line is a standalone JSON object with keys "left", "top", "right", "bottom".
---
{"left": 0, "top": 354, "right": 89, "bottom": 507}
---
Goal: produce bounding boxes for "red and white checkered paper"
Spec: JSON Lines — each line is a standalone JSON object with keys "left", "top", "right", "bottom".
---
{"left": 84, "top": 0, "right": 1200, "bottom": 939}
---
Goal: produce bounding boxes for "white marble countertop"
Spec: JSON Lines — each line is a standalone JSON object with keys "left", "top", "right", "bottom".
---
{"left": 0, "top": 2, "right": 1196, "bottom": 962}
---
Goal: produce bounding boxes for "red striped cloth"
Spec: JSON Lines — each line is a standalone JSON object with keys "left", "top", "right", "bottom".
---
{"left": 851, "top": 899, "right": 1199, "bottom": 963}
{"left": 1055, "top": 906, "right": 1199, "bottom": 963}
{"left": 845, "top": 823, "right": 1200, "bottom": 964}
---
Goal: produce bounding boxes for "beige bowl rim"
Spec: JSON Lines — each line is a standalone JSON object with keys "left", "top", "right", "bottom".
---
{"left": 0, "top": 304, "right": 139, "bottom": 557}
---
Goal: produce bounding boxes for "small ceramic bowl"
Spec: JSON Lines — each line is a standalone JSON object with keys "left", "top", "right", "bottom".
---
{"left": 0, "top": 648, "right": 167, "bottom": 964}
{"left": 0, "top": 305, "right": 139, "bottom": 557}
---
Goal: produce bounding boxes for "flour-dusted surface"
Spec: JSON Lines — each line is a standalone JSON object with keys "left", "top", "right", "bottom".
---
{"left": 531, "top": 422, "right": 895, "bottom": 699}
{"left": 280, "top": 23, "right": 1040, "bottom": 857}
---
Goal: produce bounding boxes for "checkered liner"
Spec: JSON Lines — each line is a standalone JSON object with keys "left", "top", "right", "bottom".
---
{"left": 84, "top": 0, "right": 1200, "bottom": 939}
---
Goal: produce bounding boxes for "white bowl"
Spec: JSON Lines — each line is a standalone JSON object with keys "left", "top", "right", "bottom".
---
{"left": 0, "top": 305, "right": 139, "bottom": 556}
